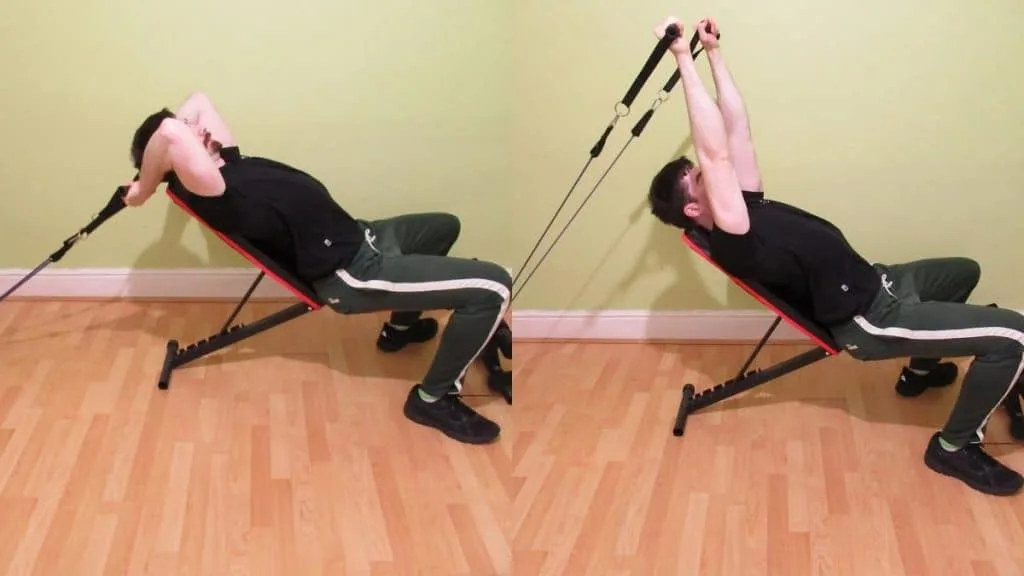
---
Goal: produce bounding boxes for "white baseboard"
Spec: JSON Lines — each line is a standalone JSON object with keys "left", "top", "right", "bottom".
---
{"left": 0, "top": 268, "right": 293, "bottom": 300}
{"left": 511, "top": 309, "right": 810, "bottom": 342}
{"left": 0, "top": 267, "right": 801, "bottom": 342}
{"left": 8, "top": 268, "right": 1010, "bottom": 344}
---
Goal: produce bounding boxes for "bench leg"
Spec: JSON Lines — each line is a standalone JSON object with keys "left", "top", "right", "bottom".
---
{"left": 672, "top": 316, "right": 832, "bottom": 437}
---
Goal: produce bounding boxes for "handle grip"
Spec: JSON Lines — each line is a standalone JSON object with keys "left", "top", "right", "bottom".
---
{"left": 48, "top": 185, "right": 129, "bottom": 263}
{"left": 620, "top": 22, "right": 683, "bottom": 109}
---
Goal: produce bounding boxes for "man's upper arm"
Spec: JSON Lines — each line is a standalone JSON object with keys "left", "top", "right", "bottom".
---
{"left": 725, "top": 128, "right": 763, "bottom": 193}
{"left": 159, "top": 120, "right": 226, "bottom": 197}
{"left": 699, "top": 155, "right": 751, "bottom": 235}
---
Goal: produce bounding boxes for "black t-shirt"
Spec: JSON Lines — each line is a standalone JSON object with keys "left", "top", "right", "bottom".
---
{"left": 168, "top": 146, "right": 363, "bottom": 283}
{"left": 708, "top": 191, "right": 881, "bottom": 326}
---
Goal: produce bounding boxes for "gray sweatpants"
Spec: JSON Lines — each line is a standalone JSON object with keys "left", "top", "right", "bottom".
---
{"left": 829, "top": 257, "right": 1024, "bottom": 446}
{"left": 311, "top": 212, "right": 512, "bottom": 397}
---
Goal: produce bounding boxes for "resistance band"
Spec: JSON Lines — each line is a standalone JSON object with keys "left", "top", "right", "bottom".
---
{"left": 0, "top": 185, "right": 128, "bottom": 304}
{"left": 511, "top": 25, "right": 715, "bottom": 304}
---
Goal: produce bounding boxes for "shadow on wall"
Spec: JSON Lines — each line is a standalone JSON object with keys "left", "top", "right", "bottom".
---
{"left": 123, "top": 196, "right": 248, "bottom": 296}
{"left": 541, "top": 133, "right": 759, "bottom": 339}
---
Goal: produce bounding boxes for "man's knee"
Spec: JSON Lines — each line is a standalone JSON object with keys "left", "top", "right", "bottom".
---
{"left": 955, "top": 257, "right": 982, "bottom": 290}
{"left": 977, "top": 308, "right": 1024, "bottom": 359}
{"left": 471, "top": 259, "right": 512, "bottom": 307}
{"left": 490, "top": 261, "right": 512, "bottom": 301}
{"left": 437, "top": 213, "right": 461, "bottom": 244}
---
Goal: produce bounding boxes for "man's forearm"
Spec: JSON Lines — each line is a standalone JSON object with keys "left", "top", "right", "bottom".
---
{"left": 676, "top": 52, "right": 730, "bottom": 162}
{"left": 136, "top": 131, "right": 173, "bottom": 197}
{"left": 706, "top": 49, "right": 749, "bottom": 133}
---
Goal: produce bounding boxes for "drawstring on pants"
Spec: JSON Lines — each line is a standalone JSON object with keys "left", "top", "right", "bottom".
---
{"left": 364, "top": 228, "right": 380, "bottom": 254}
{"left": 881, "top": 273, "right": 896, "bottom": 298}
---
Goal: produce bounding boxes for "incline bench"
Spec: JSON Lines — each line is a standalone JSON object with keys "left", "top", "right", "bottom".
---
{"left": 157, "top": 188, "right": 324, "bottom": 390}
{"left": 157, "top": 187, "right": 512, "bottom": 403}
{"left": 672, "top": 227, "right": 844, "bottom": 436}
{"left": 673, "top": 227, "right": 1024, "bottom": 440}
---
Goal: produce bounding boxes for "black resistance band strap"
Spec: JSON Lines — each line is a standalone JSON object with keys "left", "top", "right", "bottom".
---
{"left": 510, "top": 27, "right": 717, "bottom": 304}
{"left": 0, "top": 185, "right": 128, "bottom": 304}
{"left": 510, "top": 24, "right": 682, "bottom": 291}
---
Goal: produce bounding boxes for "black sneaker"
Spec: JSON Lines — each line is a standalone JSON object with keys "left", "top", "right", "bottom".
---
{"left": 895, "top": 362, "right": 958, "bottom": 397}
{"left": 923, "top": 432, "right": 1023, "bottom": 496}
{"left": 1005, "top": 394, "right": 1024, "bottom": 440}
{"left": 403, "top": 385, "right": 500, "bottom": 444}
{"left": 488, "top": 370, "right": 512, "bottom": 405}
{"left": 494, "top": 320, "right": 512, "bottom": 359}
{"left": 376, "top": 318, "right": 439, "bottom": 353}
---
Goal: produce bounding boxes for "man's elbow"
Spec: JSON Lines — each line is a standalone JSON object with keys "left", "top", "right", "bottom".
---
{"left": 184, "top": 91, "right": 213, "bottom": 108}
{"left": 155, "top": 117, "right": 188, "bottom": 142}
{"left": 713, "top": 207, "right": 751, "bottom": 236}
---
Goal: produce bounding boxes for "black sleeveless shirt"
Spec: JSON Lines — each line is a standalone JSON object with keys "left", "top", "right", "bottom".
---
{"left": 708, "top": 191, "right": 881, "bottom": 326}
{"left": 168, "top": 146, "right": 363, "bottom": 283}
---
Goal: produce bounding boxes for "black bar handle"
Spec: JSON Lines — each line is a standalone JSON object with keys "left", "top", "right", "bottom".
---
{"left": 661, "top": 69, "right": 682, "bottom": 93}
{"left": 630, "top": 28, "right": 720, "bottom": 140}
{"left": 662, "top": 25, "right": 719, "bottom": 93}
{"left": 89, "top": 186, "right": 130, "bottom": 233}
{"left": 689, "top": 28, "right": 701, "bottom": 55}
{"left": 621, "top": 23, "right": 680, "bottom": 109}
{"left": 588, "top": 23, "right": 681, "bottom": 159}
{"left": 49, "top": 185, "right": 128, "bottom": 263}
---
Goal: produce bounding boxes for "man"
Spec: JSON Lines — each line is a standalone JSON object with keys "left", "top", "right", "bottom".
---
{"left": 647, "top": 17, "right": 1024, "bottom": 496}
{"left": 125, "top": 92, "right": 511, "bottom": 445}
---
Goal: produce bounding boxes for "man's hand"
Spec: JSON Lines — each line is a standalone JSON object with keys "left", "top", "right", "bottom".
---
{"left": 654, "top": 17, "right": 689, "bottom": 56}
{"left": 123, "top": 180, "right": 150, "bottom": 207}
{"left": 697, "top": 18, "right": 720, "bottom": 51}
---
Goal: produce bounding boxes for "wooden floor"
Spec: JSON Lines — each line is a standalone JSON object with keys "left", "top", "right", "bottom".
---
{"left": 516, "top": 339, "right": 1024, "bottom": 576}
{"left": 1, "top": 300, "right": 1023, "bottom": 575}
{"left": 0, "top": 300, "right": 510, "bottom": 576}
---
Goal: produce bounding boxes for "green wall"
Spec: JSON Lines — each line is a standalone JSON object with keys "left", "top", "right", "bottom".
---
{"left": 2, "top": 0, "right": 1022, "bottom": 312}
{"left": 508, "top": 0, "right": 1024, "bottom": 311}
{"left": 0, "top": 0, "right": 512, "bottom": 272}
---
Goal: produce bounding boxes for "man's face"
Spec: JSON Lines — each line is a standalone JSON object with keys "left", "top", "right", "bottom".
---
{"left": 681, "top": 164, "right": 708, "bottom": 218}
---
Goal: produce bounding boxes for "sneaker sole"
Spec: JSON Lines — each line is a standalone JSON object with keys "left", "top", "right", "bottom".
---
{"left": 376, "top": 343, "right": 407, "bottom": 353}
{"left": 404, "top": 408, "right": 500, "bottom": 445}
{"left": 895, "top": 383, "right": 928, "bottom": 398}
{"left": 896, "top": 379, "right": 954, "bottom": 398}
{"left": 377, "top": 339, "right": 435, "bottom": 353}
{"left": 924, "top": 450, "right": 1023, "bottom": 497}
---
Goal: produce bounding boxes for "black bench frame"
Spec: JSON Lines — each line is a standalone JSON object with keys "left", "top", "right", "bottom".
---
{"left": 157, "top": 189, "right": 323, "bottom": 390}
{"left": 157, "top": 188, "right": 512, "bottom": 402}
{"left": 672, "top": 228, "right": 844, "bottom": 436}
{"left": 672, "top": 228, "right": 1024, "bottom": 440}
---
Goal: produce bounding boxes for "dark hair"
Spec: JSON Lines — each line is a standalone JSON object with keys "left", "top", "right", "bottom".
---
{"left": 130, "top": 107, "right": 176, "bottom": 170}
{"left": 648, "top": 155, "right": 696, "bottom": 229}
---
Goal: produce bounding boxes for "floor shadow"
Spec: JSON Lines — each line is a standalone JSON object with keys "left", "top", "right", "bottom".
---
{"left": 0, "top": 289, "right": 500, "bottom": 395}
{"left": 672, "top": 344, "right": 1022, "bottom": 454}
